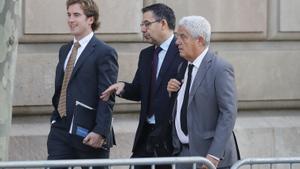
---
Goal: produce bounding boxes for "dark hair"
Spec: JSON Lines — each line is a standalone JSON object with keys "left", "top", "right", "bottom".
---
{"left": 142, "top": 3, "right": 176, "bottom": 30}
{"left": 66, "top": 0, "right": 100, "bottom": 31}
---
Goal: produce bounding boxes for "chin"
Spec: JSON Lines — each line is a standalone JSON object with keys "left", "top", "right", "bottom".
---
{"left": 70, "top": 30, "right": 77, "bottom": 35}
{"left": 72, "top": 31, "right": 82, "bottom": 37}
{"left": 143, "top": 38, "right": 152, "bottom": 43}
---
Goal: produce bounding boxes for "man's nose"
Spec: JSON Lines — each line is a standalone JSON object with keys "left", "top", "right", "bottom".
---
{"left": 175, "top": 39, "right": 180, "bottom": 46}
{"left": 68, "top": 15, "right": 75, "bottom": 22}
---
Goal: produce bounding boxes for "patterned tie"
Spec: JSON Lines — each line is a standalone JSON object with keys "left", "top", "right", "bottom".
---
{"left": 57, "top": 42, "right": 81, "bottom": 118}
{"left": 180, "top": 64, "right": 194, "bottom": 135}
{"left": 148, "top": 46, "right": 162, "bottom": 117}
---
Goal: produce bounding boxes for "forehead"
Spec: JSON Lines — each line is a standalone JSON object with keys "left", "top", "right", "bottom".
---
{"left": 176, "top": 26, "right": 190, "bottom": 35}
{"left": 142, "top": 11, "right": 156, "bottom": 21}
{"left": 67, "top": 3, "right": 84, "bottom": 13}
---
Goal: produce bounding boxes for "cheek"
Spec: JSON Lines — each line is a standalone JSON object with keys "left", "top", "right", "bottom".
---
{"left": 186, "top": 43, "right": 193, "bottom": 50}
{"left": 182, "top": 43, "right": 188, "bottom": 51}
{"left": 149, "top": 27, "right": 159, "bottom": 35}
{"left": 148, "top": 29, "right": 155, "bottom": 35}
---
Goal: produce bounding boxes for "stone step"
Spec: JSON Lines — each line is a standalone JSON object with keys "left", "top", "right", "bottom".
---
{"left": 9, "top": 113, "right": 138, "bottom": 160}
{"left": 8, "top": 110, "right": 300, "bottom": 168}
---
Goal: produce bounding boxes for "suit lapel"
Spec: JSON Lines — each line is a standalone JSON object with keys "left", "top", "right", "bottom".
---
{"left": 188, "top": 52, "right": 213, "bottom": 105}
{"left": 144, "top": 46, "right": 155, "bottom": 95}
{"left": 155, "top": 37, "right": 178, "bottom": 93}
{"left": 70, "top": 36, "right": 96, "bottom": 80}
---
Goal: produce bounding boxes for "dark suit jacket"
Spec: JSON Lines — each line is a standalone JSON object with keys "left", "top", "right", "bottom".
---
{"left": 50, "top": 36, "right": 118, "bottom": 149}
{"left": 122, "top": 37, "right": 186, "bottom": 154}
{"left": 172, "top": 51, "right": 239, "bottom": 167}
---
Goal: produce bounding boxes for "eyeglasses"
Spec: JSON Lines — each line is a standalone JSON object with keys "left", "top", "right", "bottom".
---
{"left": 140, "top": 20, "right": 161, "bottom": 28}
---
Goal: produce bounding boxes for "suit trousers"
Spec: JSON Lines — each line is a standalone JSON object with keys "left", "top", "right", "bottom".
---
{"left": 47, "top": 125, "right": 109, "bottom": 169}
{"left": 131, "top": 123, "right": 171, "bottom": 169}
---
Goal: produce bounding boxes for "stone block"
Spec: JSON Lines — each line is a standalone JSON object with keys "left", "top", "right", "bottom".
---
{"left": 279, "top": 0, "right": 300, "bottom": 32}
{"left": 24, "top": 0, "right": 142, "bottom": 34}
{"left": 9, "top": 114, "right": 139, "bottom": 160}
{"left": 7, "top": 111, "right": 300, "bottom": 169}
{"left": 268, "top": 0, "right": 300, "bottom": 40}
{"left": 165, "top": 0, "right": 267, "bottom": 35}
{"left": 212, "top": 42, "right": 300, "bottom": 101}
{"left": 234, "top": 110, "right": 300, "bottom": 169}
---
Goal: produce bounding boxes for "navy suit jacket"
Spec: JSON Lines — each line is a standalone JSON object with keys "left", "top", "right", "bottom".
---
{"left": 122, "top": 37, "right": 187, "bottom": 153}
{"left": 51, "top": 36, "right": 118, "bottom": 148}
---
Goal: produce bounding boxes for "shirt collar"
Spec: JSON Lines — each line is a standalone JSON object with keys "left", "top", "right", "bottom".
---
{"left": 73, "top": 32, "right": 94, "bottom": 47}
{"left": 189, "top": 46, "right": 209, "bottom": 69}
{"left": 159, "top": 34, "right": 174, "bottom": 51}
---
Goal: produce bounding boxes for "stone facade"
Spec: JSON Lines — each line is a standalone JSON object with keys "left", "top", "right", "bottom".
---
{"left": 6, "top": 0, "right": 300, "bottom": 162}
{"left": 0, "top": 0, "right": 20, "bottom": 161}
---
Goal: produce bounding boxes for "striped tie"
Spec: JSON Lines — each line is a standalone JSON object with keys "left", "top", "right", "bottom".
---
{"left": 57, "top": 42, "right": 81, "bottom": 118}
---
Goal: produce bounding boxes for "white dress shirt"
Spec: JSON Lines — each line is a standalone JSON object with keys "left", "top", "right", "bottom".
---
{"left": 63, "top": 32, "right": 94, "bottom": 70}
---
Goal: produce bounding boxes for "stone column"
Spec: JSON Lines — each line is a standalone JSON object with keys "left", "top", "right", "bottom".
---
{"left": 0, "top": 0, "right": 20, "bottom": 161}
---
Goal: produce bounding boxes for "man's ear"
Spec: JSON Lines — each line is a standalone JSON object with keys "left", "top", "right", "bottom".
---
{"left": 197, "top": 36, "right": 206, "bottom": 46}
{"left": 161, "top": 19, "right": 169, "bottom": 30}
{"left": 87, "top": 16, "right": 94, "bottom": 25}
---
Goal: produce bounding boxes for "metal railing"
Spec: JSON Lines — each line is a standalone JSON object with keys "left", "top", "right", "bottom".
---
{"left": 0, "top": 157, "right": 216, "bottom": 169}
{"left": 230, "top": 157, "right": 300, "bottom": 169}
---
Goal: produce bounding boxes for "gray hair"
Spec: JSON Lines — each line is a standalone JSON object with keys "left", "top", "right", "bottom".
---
{"left": 178, "top": 16, "right": 211, "bottom": 46}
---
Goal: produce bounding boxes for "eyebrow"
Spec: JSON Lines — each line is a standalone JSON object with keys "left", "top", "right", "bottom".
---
{"left": 67, "top": 12, "right": 82, "bottom": 16}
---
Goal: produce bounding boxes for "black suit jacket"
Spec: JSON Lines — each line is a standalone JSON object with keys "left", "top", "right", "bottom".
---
{"left": 51, "top": 36, "right": 118, "bottom": 149}
{"left": 122, "top": 37, "right": 186, "bottom": 153}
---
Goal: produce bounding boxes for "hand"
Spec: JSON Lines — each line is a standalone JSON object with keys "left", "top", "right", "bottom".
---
{"left": 200, "top": 154, "right": 219, "bottom": 169}
{"left": 167, "top": 78, "right": 182, "bottom": 97}
{"left": 100, "top": 82, "right": 125, "bottom": 101}
{"left": 82, "top": 132, "right": 105, "bottom": 149}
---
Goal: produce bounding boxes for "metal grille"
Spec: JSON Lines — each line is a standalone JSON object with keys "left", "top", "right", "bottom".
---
{"left": 230, "top": 157, "right": 300, "bottom": 169}
{"left": 0, "top": 156, "right": 216, "bottom": 169}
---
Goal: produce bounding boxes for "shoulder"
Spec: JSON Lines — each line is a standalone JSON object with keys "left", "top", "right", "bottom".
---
{"left": 207, "top": 51, "right": 234, "bottom": 75}
{"left": 59, "top": 41, "right": 72, "bottom": 52}
{"left": 58, "top": 42, "right": 72, "bottom": 59}
{"left": 140, "top": 45, "right": 155, "bottom": 54}
{"left": 92, "top": 37, "right": 116, "bottom": 52}
{"left": 91, "top": 37, "right": 118, "bottom": 61}
{"left": 138, "top": 45, "right": 155, "bottom": 62}
{"left": 207, "top": 51, "right": 232, "bottom": 68}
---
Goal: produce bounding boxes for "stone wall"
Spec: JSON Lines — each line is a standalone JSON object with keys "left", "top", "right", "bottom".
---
{"left": 0, "top": 0, "right": 20, "bottom": 161}
{"left": 14, "top": 0, "right": 300, "bottom": 111}
{"left": 7, "top": 0, "right": 300, "bottom": 162}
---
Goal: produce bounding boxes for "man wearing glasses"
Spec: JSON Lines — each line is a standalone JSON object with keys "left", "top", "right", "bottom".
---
{"left": 101, "top": 3, "right": 186, "bottom": 169}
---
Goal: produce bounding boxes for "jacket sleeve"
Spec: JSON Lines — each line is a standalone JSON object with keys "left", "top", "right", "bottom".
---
{"left": 122, "top": 52, "right": 143, "bottom": 101}
{"left": 208, "top": 62, "right": 237, "bottom": 158}
{"left": 93, "top": 47, "right": 119, "bottom": 137}
{"left": 50, "top": 45, "right": 68, "bottom": 123}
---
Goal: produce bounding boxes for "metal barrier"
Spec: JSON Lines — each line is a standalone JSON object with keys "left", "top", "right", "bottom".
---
{"left": 230, "top": 157, "right": 300, "bottom": 169}
{"left": 0, "top": 157, "right": 216, "bottom": 169}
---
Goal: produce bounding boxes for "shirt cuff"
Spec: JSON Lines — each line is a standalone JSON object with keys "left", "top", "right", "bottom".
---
{"left": 208, "top": 154, "right": 220, "bottom": 161}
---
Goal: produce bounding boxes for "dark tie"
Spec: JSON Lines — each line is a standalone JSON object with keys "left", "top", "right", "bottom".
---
{"left": 148, "top": 46, "right": 162, "bottom": 117}
{"left": 180, "top": 64, "right": 194, "bottom": 135}
{"left": 57, "top": 42, "right": 81, "bottom": 118}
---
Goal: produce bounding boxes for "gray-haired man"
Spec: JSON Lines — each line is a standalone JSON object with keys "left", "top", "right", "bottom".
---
{"left": 168, "top": 16, "right": 240, "bottom": 169}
